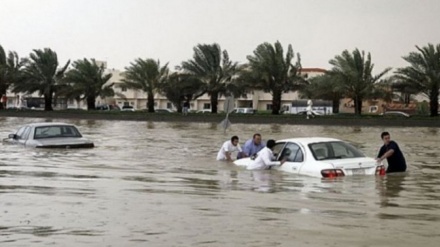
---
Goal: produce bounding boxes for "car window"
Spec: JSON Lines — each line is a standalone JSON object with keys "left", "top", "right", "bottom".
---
{"left": 34, "top": 125, "right": 82, "bottom": 139}
{"left": 20, "top": 127, "right": 31, "bottom": 140}
{"left": 309, "top": 141, "right": 365, "bottom": 160}
{"left": 329, "top": 142, "right": 364, "bottom": 158}
{"left": 281, "top": 142, "right": 304, "bottom": 162}
{"left": 272, "top": 142, "right": 286, "bottom": 159}
{"left": 15, "top": 127, "right": 26, "bottom": 138}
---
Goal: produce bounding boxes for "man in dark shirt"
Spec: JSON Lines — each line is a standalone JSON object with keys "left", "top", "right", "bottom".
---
{"left": 376, "top": 132, "right": 407, "bottom": 173}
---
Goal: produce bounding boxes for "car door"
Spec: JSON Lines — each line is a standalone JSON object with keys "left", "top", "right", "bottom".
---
{"left": 278, "top": 142, "right": 305, "bottom": 174}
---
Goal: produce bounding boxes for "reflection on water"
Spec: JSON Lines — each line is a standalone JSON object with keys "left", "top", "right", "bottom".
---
{"left": 0, "top": 117, "right": 439, "bottom": 246}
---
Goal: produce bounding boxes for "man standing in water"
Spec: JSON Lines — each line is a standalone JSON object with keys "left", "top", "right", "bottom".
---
{"left": 237, "top": 133, "right": 265, "bottom": 159}
{"left": 376, "top": 132, "right": 407, "bottom": 173}
{"left": 217, "top": 136, "right": 242, "bottom": 162}
{"left": 247, "top": 139, "right": 286, "bottom": 170}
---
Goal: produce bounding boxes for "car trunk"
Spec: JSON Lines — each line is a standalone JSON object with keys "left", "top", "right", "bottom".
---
{"left": 324, "top": 157, "right": 377, "bottom": 175}
{"left": 35, "top": 138, "right": 94, "bottom": 149}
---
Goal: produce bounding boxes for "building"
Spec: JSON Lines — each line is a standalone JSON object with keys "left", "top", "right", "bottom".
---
{"left": 4, "top": 65, "right": 330, "bottom": 112}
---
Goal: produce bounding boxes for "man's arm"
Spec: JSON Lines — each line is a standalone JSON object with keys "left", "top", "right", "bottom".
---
{"left": 262, "top": 152, "right": 283, "bottom": 166}
{"left": 225, "top": 152, "right": 233, "bottom": 162}
{"left": 377, "top": 149, "right": 394, "bottom": 162}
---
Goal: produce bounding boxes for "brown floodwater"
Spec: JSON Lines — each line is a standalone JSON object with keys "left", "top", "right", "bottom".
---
{"left": 0, "top": 117, "right": 439, "bottom": 247}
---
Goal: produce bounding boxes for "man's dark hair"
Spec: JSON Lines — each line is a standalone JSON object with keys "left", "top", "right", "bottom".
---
{"left": 266, "top": 139, "right": 276, "bottom": 149}
{"left": 253, "top": 133, "right": 261, "bottom": 139}
{"left": 231, "top": 136, "right": 239, "bottom": 142}
{"left": 381, "top": 131, "right": 390, "bottom": 139}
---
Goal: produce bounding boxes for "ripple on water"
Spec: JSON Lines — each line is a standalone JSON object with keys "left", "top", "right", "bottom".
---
{"left": 0, "top": 117, "right": 439, "bottom": 246}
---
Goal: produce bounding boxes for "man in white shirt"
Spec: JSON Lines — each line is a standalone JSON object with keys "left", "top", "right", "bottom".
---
{"left": 217, "top": 136, "right": 242, "bottom": 161}
{"left": 247, "top": 139, "right": 286, "bottom": 170}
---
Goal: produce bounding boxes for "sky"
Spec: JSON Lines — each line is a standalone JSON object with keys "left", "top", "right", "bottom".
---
{"left": 1, "top": 0, "right": 440, "bottom": 73}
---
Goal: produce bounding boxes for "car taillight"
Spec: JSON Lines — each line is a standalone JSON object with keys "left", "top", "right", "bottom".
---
{"left": 321, "top": 169, "right": 345, "bottom": 178}
{"left": 375, "top": 165, "right": 386, "bottom": 176}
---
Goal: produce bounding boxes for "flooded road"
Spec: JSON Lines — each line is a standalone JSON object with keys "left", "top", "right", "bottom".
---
{"left": 0, "top": 117, "right": 439, "bottom": 246}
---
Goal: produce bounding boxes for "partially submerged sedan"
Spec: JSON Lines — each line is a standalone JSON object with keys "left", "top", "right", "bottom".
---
{"left": 234, "top": 137, "right": 385, "bottom": 178}
{"left": 3, "top": 122, "right": 94, "bottom": 148}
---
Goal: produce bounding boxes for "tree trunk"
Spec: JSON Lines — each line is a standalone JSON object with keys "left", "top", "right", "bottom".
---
{"left": 87, "top": 96, "right": 96, "bottom": 110}
{"left": 211, "top": 91, "right": 219, "bottom": 114}
{"left": 147, "top": 91, "right": 155, "bottom": 113}
{"left": 0, "top": 86, "right": 6, "bottom": 109}
{"left": 176, "top": 101, "right": 183, "bottom": 113}
{"left": 271, "top": 89, "right": 282, "bottom": 115}
{"left": 332, "top": 97, "right": 340, "bottom": 114}
{"left": 429, "top": 88, "right": 439, "bottom": 117}
{"left": 44, "top": 91, "right": 53, "bottom": 111}
{"left": 354, "top": 97, "right": 363, "bottom": 115}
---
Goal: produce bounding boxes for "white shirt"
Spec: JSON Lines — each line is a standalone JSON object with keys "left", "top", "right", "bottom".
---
{"left": 247, "top": 147, "right": 281, "bottom": 170}
{"left": 216, "top": 140, "right": 242, "bottom": 161}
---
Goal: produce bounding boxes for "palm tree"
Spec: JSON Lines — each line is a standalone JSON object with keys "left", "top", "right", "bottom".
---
{"left": 245, "top": 41, "right": 303, "bottom": 115}
{"left": 157, "top": 73, "right": 205, "bottom": 112}
{"left": 329, "top": 48, "right": 391, "bottom": 115}
{"left": 0, "top": 45, "right": 24, "bottom": 108}
{"left": 299, "top": 74, "right": 344, "bottom": 113}
{"left": 181, "top": 43, "right": 239, "bottom": 113}
{"left": 12, "top": 48, "right": 70, "bottom": 111}
{"left": 123, "top": 58, "right": 169, "bottom": 112}
{"left": 63, "top": 58, "right": 114, "bottom": 110}
{"left": 395, "top": 44, "right": 440, "bottom": 117}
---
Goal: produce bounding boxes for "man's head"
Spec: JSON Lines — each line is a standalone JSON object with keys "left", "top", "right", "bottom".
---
{"left": 252, "top": 133, "right": 262, "bottom": 145}
{"left": 381, "top": 131, "right": 391, "bottom": 145}
{"left": 231, "top": 136, "right": 239, "bottom": 146}
{"left": 266, "top": 139, "right": 276, "bottom": 149}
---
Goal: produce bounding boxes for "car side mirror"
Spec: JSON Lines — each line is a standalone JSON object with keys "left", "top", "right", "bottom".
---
{"left": 8, "top": 134, "right": 17, "bottom": 139}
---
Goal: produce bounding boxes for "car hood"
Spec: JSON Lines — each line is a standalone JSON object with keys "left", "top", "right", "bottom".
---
{"left": 35, "top": 137, "right": 94, "bottom": 148}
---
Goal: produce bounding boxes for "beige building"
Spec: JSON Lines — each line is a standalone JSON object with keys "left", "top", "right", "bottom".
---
{"left": 103, "top": 67, "right": 327, "bottom": 112}
{"left": 5, "top": 66, "right": 327, "bottom": 112}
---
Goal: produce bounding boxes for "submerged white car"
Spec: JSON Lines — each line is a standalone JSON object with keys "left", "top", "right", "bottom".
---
{"left": 3, "top": 122, "right": 94, "bottom": 148}
{"left": 234, "top": 137, "right": 385, "bottom": 178}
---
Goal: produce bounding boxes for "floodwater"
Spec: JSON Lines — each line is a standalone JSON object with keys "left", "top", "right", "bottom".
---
{"left": 0, "top": 117, "right": 439, "bottom": 247}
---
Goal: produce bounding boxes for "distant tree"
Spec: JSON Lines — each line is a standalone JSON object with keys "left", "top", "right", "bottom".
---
{"left": 12, "top": 48, "right": 70, "bottom": 111}
{"left": 299, "top": 74, "right": 344, "bottom": 113}
{"left": 395, "top": 44, "right": 440, "bottom": 117}
{"left": 123, "top": 58, "right": 169, "bottom": 112}
{"left": 157, "top": 73, "right": 205, "bottom": 112}
{"left": 63, "top": 58, "right": 114, "bottom": 110}
{"left": 329, "top": 48, "right": 391, "bottom": 115}
{"left": 0, "top": 45, "right": 24, "bottom": 108}
{"left": 181, "top": 43, "right": 239, "bottom": 113}
{"left": 245, "top": 41, "right": 304, "bottom": 115}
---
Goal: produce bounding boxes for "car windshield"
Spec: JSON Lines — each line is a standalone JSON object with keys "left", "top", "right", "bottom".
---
{"left": 34, "top": 125, "right": 82, "bottom": 139}
{"left": 309, "top": 141, "right": 365, "bottom": 160}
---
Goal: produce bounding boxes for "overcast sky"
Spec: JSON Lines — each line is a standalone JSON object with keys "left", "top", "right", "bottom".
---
{"left": 1, "top": 0, "right": 439, "bottom": 73}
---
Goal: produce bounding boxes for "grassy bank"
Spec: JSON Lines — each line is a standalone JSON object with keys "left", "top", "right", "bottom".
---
{"left": 0, "top": 109, "right": 438, "bottom": 127}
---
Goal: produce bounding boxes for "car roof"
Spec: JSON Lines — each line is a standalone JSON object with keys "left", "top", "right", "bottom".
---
{"left": 277, "top": 137, "right": 342, "bottom": 145}
{"left": 26, "top": 122, "right": 75, "bottom": 127}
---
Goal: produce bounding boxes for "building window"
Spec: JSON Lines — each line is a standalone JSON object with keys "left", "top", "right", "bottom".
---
{"left": 121, "top": 86, "right": 127, "bottom": 92}
{"left": 68, "top": 99, "right": 74, "bottom": 104}
{"left": 166, "top": 102, "right": 172, "bottom": 109}
{"left": 154, "top": 102, "right": 157, "bottom": 107}
{"left": 266, "top": 104, "right": 272, "bottom": 110}
{"left": 203, "top": 103, "right": 211, "bottom": 109}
